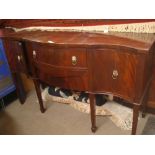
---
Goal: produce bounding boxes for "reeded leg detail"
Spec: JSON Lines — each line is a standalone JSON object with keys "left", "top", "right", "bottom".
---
{"left": 131, "top": 104, "right": 140, "bottom": 135}
{"left": 33, "top": 79, "right": 46, "bottom": 113}
{"left": 89, "top": 94, "right": 97, "bottom": 133}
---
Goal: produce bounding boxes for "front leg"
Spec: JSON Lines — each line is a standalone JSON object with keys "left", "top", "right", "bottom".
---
{"left": 89, "top": 93, "right": 97, "bottom": 133}
{"left": 12, "top": 72, "right": 26, "bottom": 104}
{"left": 141, "top": 77, "right": 153, "bottom": 118}
{"left": 131, "top": 104, "right": 140, "bottom": 135}
{"left": 33, "top": 78, "right": 46, "bottom": 113}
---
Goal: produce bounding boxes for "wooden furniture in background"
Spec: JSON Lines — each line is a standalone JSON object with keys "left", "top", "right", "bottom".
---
{"left": 1, "top": 19, "right": 155, "bottom": 28}
{"left": 1, "top": 29, "right": 155, "bottom": 134}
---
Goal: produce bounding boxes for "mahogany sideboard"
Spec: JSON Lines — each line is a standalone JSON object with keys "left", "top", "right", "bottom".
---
{"left": 1, "top": 29, "right": 155, "bottom": 134}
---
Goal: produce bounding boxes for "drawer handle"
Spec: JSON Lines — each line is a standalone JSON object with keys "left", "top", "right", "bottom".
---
{"left": 72, "top": 56, "right": 77, "bottom": 65}
{"left": 33, "top": 50, "right": 37, "bottom": 59}
{"left": 18, "top": 42, "right": 22, "bottom": 46}
{"left": 17, "top": 55, "right": 21, "bottom": 62}
{"left": 112, "top": 70, "right": 118, "bottom": 79}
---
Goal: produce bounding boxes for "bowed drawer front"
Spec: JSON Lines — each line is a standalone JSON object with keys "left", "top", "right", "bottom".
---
{"left": 32, "top": 44, "right": 87, "bottom": 68}
{"left": 27, "top": 43, "right": 89, "bottom": 91}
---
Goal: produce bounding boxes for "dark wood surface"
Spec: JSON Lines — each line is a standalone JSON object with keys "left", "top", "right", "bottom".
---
{"left": 89, "top": 93, "right": 97, "bottom": 132}
{"left": 89, "top": 48, "right": 138, "bottom": 102}
{"left": 2, "top": 39, "right": 27, "bottom": 104}
{"left": 132, "top": 104, "right": 140, "bottom": 135}
{"left": 1, "top": 29, "right": 155, "bottom": 134}
{"left": 147, "top": 52, "right": 155, "bottom": 109}
{"left": 0, "top": 19, "right": 155, "bottom": 28}
{"left": 2, "top": 30, "right": 155, "bottom": 51}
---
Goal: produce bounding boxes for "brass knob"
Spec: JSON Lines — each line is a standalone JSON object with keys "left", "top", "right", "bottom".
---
{"left": 17, "top": 55, "right": 21, "bottom": 62}
{"left": 33, "top": 50, "right": 37, "bottom": 59}
{"left": 72, "top": 56, "right": 77, "bottom": 65}
{"left": 18, "top": 42, "right": 22, "bottom": 46}
{"left": 112, "top": 70, "right": 118, "bottom": 79}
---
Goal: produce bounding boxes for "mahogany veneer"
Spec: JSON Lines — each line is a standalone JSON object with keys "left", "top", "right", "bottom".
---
{"left": 1, "top": 29, "right": 155, "bottom": 134}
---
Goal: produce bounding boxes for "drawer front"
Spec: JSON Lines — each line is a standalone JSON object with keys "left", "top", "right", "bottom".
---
{"left": 32, "top": 44, "right": 87, "bottom": 68}
{"left": 90, "top": 48, "right": 140, "bottom": 102}
{"left": 35, "top": 61, "right": 89, "bottom": 91}
{"left": 26, "top": 43, "right": 89, "bottom": 91}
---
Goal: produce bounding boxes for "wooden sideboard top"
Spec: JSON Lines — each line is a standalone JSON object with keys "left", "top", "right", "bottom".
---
{"left": 1, "top": 29, "right": 155, "bottom": 51}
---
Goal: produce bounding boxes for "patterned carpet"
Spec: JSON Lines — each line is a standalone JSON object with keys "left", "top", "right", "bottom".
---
{"left": 42, "top": 87, "right": 146, "bottom": 131}
{"left": 0, "top": 90, "right": 149, "bottom": 135}
{"left": 142, "top": 115, "right": 155, "bottom": 135}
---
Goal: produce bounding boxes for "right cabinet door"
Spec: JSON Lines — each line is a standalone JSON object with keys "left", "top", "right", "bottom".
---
{"left": 89, "top": 48, "right": 140, "bottom": 102}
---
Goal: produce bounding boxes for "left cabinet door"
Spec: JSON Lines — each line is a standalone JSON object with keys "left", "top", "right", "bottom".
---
{"left": 2, "top": 40, "right": 28, "bottom": 74}
{"left": 2, "top": 39, "right": 27, "bottom": 103}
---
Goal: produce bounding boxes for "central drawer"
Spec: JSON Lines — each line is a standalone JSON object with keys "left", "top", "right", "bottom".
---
{"left": 28, "top": 43, "right": 89, "bottom": 91}
{"left": 32, "top": 44, "right": 87, "bottom": 68}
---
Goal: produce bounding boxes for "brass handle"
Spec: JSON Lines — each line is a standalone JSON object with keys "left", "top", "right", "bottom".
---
{"left": 18, "top": 42, "right": 22, "bottom": 46}
{"left": 33, "top": 50, "right": 37, "bottom": 59}
{"left": 72, "top": 56, "right": 77, "bottom": 65}
{"left": 112, "top": 70, "right": 118, "bottom": 79}
{"left": 17, "top": 55, "right": 21, "bottom": 62}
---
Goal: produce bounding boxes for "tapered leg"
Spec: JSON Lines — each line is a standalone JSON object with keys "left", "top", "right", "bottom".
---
{"left": 12, "top": 72, "right": 26, "bottom": 104}
{"left": 141, "top": 96, "right": 147, "bottom": 118}
{"left": 141, "top": 77, "right": 153, "bottom": 118}
{"left": 33, "top": 79, "right": 46, "bottom": 113}
{"left": 142, "top": 108, "right": 146, "bottom": 118}
{"left": 131, "top": 104, "right": 140, "bottom": 135}
{"left": 89, "top": 94, "right": 97, "bottom": 132}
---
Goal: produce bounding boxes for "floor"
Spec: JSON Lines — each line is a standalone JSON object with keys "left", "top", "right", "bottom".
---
{"left": 0, "top": 91, "right": 149, "bottom": 135}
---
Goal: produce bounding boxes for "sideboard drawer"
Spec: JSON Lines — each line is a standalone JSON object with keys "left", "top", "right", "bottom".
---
{"left": 26, "top": 42, "right": 89, "bottom": 90}
{"left": 35, "top": 61, "right": 89, "bottom": 91}
{"left": 32, "top": 44, "right": 87, "bottom": 68}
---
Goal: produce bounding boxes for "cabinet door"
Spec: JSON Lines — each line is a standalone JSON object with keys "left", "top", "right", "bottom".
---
{"left": 112, "top": 51, "right": 137, "bottom": 100}
{"left": 13, "top": 41, "right": 28, "bottom": 74}
{"left": 2, "top": 40, "right": 28, "bottom": 74}
{"left": 2, "top": 39, "right": 26, "bottom": 103}
{"left": 90, "top": 48, "right": 138, "bottom": 102}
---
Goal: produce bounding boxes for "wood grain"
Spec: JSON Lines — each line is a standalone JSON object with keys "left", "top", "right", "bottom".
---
{"left": 1, "top": 29, "right": 155, "bottom": 134}
{"left": 1, "top": 19, "right": 155, "bottom": 28}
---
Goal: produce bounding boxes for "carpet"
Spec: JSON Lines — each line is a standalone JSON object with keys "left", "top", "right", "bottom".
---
{"left": 0, "top": 90, "right": 148, "bottom": 135}
{"left": 42, "top": 87, "right": 135, "bottom": 130}
{"left": 142, "top": 115, "right": 155, "bottom": 135}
